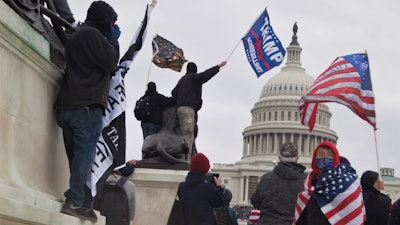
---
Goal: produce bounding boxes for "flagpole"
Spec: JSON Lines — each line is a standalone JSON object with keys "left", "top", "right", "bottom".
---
{"left": 226, "top": 7, "right": 267, "bottom": 62}
{"left": 146, "top": 57, "right": 153, "bottom": 87}
{"left": 226, "top": 39, "right": 241, "bottom": 61}
{"left": 373, "top": 128, "right": 383, "bottom": 179}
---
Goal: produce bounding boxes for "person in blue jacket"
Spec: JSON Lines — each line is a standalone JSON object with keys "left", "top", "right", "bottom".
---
{"left": 178, "top": 153, "right": 225, "bottom": 225}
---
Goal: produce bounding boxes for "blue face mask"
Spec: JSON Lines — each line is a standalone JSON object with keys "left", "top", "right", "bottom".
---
{"left": 316, "top": 157, "right": 333, "bottom": 171}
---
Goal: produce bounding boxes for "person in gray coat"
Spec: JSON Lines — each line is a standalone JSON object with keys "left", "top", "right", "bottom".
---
{"left": 251, "top": 142, "right": 307, "bottom": 225}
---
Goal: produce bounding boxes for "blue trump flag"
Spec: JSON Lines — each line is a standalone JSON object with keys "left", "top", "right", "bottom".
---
{"left": 242, "top": 8, "right": 286, "bottom": 77}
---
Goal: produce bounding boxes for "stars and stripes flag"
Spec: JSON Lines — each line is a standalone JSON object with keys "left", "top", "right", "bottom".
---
{"left": 242, "top": 8, "right": 286, "bottom": 77}
{"left": 299, "top": 53, "right": 376, "bottom": 131}
{"left": 293, "top": 164, "right": 366, "bottom": 225}
{"left": 152, "top": 35, "right": 188, "bottom": 72}
{"left": 87, "top": 4, "right": 153, "bottom": 196}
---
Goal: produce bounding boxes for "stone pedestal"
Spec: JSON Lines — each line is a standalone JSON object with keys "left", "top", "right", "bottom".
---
{"left": 129, "top": 168, "right": 187, "bottom": 225}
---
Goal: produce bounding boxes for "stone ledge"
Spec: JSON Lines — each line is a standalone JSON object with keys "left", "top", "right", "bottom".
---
{"left": 0, "top": 182, "right": 105, "bottom": 225}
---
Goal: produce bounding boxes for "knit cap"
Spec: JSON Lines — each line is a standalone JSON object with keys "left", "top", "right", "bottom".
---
{"left": 190, "top": 153, "right": 210, "bottom": 174}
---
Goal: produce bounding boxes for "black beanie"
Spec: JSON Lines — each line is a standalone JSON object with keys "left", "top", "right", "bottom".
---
{"left": 85, "top": 1, "right": 117, "bottom": 34}
{"left": 187, "top": 62, "right": 197, "bottom": 73}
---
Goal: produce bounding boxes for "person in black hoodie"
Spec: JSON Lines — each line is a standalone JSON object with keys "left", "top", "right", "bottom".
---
{"left": 171, "top": 61, "right": 226, "bottom": 160}
{"left": 55, "top": 1, "right": 120, "bottom": 222}
{"left": 361, "top": 170, "right": 392, "bottom": 225}
{"left": 178, "top": 153, "right": 225, "bottom": 225}
{"left": 140, "top": 82, "right": 175, "bottom": 139}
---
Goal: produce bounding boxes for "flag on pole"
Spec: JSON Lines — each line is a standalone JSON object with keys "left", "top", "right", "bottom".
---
{"left": 152, "top": 34, "right": 187, "bottom": 72}
{"left": 242, "top": 8, "right": 286, "bottom": 77}
{"left": 87, "top": 4, "right": 152, "bottom": 196}
{"left": 293, "top": 164, "right": 366, "bottom": 225}
{"left": 299, "top": 53, "right": 376, "bottom": 131}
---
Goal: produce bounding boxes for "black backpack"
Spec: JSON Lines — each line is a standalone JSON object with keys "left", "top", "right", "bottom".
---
{"left": 94, "top": 176, "right": 130, "bottom": 225}
{"left": 134, "top": 95, "right": 152, "bottom": 121}
{"left": 214, "top": 205, "right": 232, "bottom": 225}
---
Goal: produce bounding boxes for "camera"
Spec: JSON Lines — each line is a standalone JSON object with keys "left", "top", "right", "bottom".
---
{"left": 206, "top": 173, "right": 219, "bottom": 185}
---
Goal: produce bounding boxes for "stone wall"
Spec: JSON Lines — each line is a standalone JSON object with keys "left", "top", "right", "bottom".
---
{"left": 0, "top": 1, "right": 100, "bottom": 224}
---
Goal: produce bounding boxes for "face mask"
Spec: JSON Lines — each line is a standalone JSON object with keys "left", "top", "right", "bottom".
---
{"left": 316, "top": 157, "right": 333, "bottom": 171}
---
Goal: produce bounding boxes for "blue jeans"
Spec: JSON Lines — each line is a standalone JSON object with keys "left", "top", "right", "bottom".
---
{"left": 56, "top": 107, "right": 103, "bottom": 208}
{"left": 141, "top": 122, "right": 161, "bottom": 139}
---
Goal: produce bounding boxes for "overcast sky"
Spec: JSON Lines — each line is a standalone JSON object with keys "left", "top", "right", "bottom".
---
{"left": 67, "top": 0, "right": 400, "bottom": 177}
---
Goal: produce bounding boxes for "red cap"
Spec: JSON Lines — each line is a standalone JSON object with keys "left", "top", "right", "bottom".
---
{"left": 190, "top": 153, "right": 210, "bottom": 174}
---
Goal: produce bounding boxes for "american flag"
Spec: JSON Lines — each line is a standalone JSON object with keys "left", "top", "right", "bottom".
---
{"left": 299, "top": 53, "right": 376, "bottom": 131}
{"left": 293, "top": 164, "right": 366, "bottom": 225}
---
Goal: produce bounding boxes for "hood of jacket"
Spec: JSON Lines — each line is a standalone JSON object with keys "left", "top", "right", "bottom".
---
{"left": 185, "top": 171, "right": 208, "bottom": 187}
{"left": 311, "top": 141, "right": 340, "bottom": 176}
{"left": 274, "top": 162, "right": 306, "bottom": 180}
{"left": 85, "top": 1, "right": 117, "bottom": 34}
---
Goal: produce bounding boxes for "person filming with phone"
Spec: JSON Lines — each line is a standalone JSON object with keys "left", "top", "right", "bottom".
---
{"left": 178, "top": 153, "right": 225, "bottom": 225}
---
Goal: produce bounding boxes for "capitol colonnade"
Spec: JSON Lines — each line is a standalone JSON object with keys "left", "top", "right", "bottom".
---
{"left": 243, "top": 131, "right": 336, "bottom": 157}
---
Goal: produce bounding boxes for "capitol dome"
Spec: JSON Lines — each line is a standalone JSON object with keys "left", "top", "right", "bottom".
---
{"left": 240, "top": 23, "right": 337, "bottom": 167}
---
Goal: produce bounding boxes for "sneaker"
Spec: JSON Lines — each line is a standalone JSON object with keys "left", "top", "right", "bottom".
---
{"left": 60, "top": 202, "right": 93, "bottom": 221}
{"left": 85, "top": 208, "right": 98, "bottom": 222}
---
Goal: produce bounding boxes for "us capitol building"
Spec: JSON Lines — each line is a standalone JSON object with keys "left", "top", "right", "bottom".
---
{"left": 212, "top": 24, "right": 400, "bottom": 206}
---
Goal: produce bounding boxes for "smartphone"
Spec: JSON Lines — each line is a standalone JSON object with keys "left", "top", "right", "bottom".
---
{"left": 207, "top": 173, "right": 220, "bottom": 185}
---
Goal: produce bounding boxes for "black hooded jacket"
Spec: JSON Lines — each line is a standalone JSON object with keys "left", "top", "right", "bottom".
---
{"left": 142, "top": 87, "right": 175, "bottom": 124}
{"left": 361, "top": 171, "right": 392, "bottom": 225}
{"left": 55, "top": 1, "right": 119, "bottom": 110}
{"left": 178, "top": 172, "right": 225, "bottom": 225}
{"left": 171, "top": 65, "right": 220, "bottom": 111}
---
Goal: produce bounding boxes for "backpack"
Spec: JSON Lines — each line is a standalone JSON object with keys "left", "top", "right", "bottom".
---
{"left": 214, "top": 205, "right": 232, "bottom": 225}
{"left": 93, "top": 175, "right": 130, "bottom": 225}
{"left": 134, "top": 95, "right": 152, "bottom": 121}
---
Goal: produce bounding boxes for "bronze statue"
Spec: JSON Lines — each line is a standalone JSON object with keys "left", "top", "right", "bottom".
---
{"left": 137, "top": 106, "right": 190, "bottom": 170}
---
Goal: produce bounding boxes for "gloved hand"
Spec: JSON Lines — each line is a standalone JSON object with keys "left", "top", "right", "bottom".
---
{"left": 104, "top": 24, "right": 121, "bottom": 40}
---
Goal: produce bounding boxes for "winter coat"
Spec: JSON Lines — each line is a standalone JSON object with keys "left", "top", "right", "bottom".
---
{"left": 390, "top": 199, "right": 400, "bottom": 225}
{"left": 171, "top": 65, "right": 220, "bottom": 111}
{"left": 178, "top": 172, "right": 225, "bottom": 225}
{"left": 363, "top": 188, "right": 391, "bottom": 225}
{"left": 55, "top": 23, "right": 119, "bottom": 110}
{"left": 142, "top": 89, "right": 175, "bottom": 124}
{"left": 251, "top": 162, "right": 307, "bottom": 225}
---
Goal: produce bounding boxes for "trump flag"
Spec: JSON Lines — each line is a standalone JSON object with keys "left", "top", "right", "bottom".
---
{"left": 299, "top": 53, "right": 376, "bottom": 131}
{"left": 242, "top": 8, "right": 286, "bottom": 77}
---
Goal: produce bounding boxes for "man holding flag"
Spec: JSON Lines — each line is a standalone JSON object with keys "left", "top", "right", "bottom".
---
{"left": 54, "top": 1, "right": 120, "bottom": 222}
{"left": 87, "top": 1, "right": 154, "bottom": 199}
{"left": 171, "top": 60, "right": 226, "bottom": 160}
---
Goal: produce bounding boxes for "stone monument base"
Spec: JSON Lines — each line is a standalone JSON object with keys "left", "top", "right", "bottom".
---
{"left": 129, "top": 168, "right": 187, "bottom": 225}
{"left": 0, "top": 168, "right": 188, "bottom": 225}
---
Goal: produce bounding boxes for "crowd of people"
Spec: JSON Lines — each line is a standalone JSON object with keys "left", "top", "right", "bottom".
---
{"left": 34, "top": 0, "right": 400, "bottom": 224}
